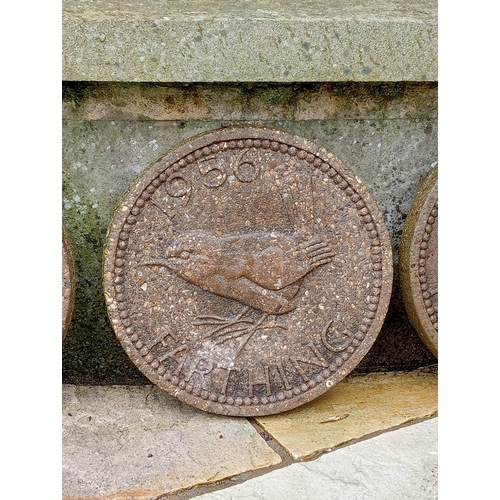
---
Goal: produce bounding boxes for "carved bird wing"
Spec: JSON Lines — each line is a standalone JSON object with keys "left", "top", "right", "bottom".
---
{"left": 210, "top": 274, "right": 300, "bottom": 315}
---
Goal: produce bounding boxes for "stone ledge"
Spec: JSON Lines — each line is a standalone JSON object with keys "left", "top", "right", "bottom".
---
{"left": 62, "top": 0, "right": 437, "bottom": 83}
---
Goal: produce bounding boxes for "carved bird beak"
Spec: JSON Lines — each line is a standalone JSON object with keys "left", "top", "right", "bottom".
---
{"left": 138, "top": 241, "right": 189, "bottom": 272}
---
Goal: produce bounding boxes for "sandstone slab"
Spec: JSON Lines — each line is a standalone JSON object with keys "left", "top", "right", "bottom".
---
{"left": 62, "top": 385, "right": 281, "bottom": 500}
{"left": 194, "top": 417, "right": 438, "bottom": 500}
{"left": 255, "top": 370, "right": 437, "bottom": 459}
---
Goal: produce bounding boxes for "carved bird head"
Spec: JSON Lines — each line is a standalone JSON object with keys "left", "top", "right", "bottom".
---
{"left": 145, "top": 231, "right": 216, "bottom": 283}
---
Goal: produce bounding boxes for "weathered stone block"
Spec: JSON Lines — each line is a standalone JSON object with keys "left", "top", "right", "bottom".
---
{"left": 62, "top": 82, "right": 437, "bottom": 384}
{"left": 62, "top": 0, "right": 437, "bottom": 83}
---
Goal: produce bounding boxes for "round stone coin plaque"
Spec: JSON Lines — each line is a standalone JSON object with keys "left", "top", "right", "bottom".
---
{"left": 62, "top": 223, "right": 76, "bottom": 340}
{"left": 104, "top": 127, "right": 393, "bottom": 416}
{"left": 400, "top": 165, "right": 438, "bottom": 357}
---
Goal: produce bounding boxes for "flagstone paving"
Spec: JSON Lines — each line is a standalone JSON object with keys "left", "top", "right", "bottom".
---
{"left": 255, "top": 370, "right": 438, "bottom": 460}
{"left": 62, "top": 385, "right": 281, "bottom": 500}
{"left": 62, "top": 370, "right": 437, "bottom": 500}
{"left": 193, "top": 417, "right": 438, "bottom": 500}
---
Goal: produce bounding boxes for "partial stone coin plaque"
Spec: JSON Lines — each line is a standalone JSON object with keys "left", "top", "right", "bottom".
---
{"left": 104, "top": 127, "right": 393, "bottom": 416}
{"left": 62, "top": 223, "right": 76, "bottom": 340}
{"left": 400, "top": 165, "right": 438, "bottom": 357}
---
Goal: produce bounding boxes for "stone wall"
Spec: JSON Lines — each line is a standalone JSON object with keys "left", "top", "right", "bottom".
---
{"left": 62, "top": 81, "right": 437, "bottom": 383}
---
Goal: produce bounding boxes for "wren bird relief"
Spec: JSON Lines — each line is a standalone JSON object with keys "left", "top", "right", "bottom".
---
{"left": 142, "top": 171, "right": 335, "bottom": 355}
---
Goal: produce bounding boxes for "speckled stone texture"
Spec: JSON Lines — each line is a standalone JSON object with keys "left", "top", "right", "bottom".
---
{"left": 254, "top": 370, "right": 438, "bottom": 460}
{"left": 400, "top": 165, "right": 438, "bottom": 357}
{"left": 101, "top": 126, "right": 393, "bottom": 416}
{"left": 62, "top": 82, "right": 437, "bottom": 384}
{"left": 62, "top": 0, "right": 437, "bottom": 82}
{"left": 62, "top": 385, "right": 281, "bottom": 500}
{"left": 193, "top": 417, "right": 438, "bottom": 500}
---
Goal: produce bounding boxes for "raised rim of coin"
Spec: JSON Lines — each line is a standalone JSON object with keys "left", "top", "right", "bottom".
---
{"left": 103, "top": 127, "right": 393, "bottom": 416}
{"left": 400, "top": 165, "right": 438, "bottom": 357}
{"left": 62, "top": 223, "right": 76, "bottom": 340}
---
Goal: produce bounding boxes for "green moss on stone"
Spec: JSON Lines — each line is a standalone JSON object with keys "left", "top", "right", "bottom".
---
{"left": 62, "top": 81, "right": 438, "bottom": 384}
{"left": 62, "top": 176, "right": 148, "bottom": 384}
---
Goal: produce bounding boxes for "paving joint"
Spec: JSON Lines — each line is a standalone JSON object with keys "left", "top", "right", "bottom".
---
{"left": 159, "top": 418, "right": 296, "bottom": 500}
{"left": 160, "top": 415, "right": 438, "bottom": 500}
{"left": 247, "top": 418, "right": 296, "bottom": 463}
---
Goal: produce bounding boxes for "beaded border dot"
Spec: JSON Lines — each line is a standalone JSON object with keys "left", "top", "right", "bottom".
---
{"left": 418, "top": 201, "right": 438, "bottom": 331}
{"left": 109, "top": 137, "right": 387, "bottom": 407}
